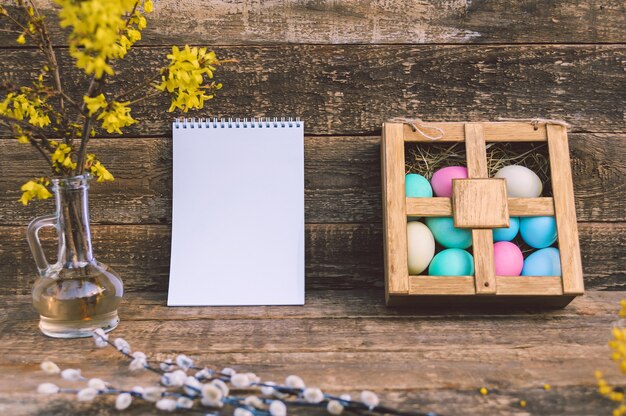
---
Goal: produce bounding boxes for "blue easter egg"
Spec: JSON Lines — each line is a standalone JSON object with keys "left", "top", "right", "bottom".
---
{"left": 428, "top": 249, "right": 474, "bottom": 276}
{"left": 406, "top": 174, "right": 433, "bottom": 198}
{"left": 522, "top": 247, "right": 561, "bottom": 276}
{"left": 493, "top": 217, "right": 520, "bottom": 242}
{"left": 425, "top": 217, "right": 472, "bottom": 249}
{"left": 520, "top": 216, "right": 558, "bottom": 248}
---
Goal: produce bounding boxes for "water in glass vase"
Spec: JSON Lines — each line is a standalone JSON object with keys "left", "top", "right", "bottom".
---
{"left": 33, "top": 265, "right": 122, "bottom": 337}
{"left": 27, "top": 175, "right": 124, "bottom": 338}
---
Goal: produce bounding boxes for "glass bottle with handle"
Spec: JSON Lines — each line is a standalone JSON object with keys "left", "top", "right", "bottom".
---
{"left": 27, "top": 174, "right": 123, "bottom": 338}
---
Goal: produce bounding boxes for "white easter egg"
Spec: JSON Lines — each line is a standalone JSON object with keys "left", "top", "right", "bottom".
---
{"left": 494, "top": 165, "right": 543, "bottom": 198}
{"left": 407, "top": 221, "right": 435, "bottom": 274}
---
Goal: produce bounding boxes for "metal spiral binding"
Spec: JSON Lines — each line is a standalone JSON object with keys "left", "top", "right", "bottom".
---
{"left": 174, "top": 117, "right": 301, "bottom": 129}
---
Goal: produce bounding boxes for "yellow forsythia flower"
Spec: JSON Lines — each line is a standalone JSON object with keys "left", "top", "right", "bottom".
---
{"left": 144, "top": 0, "right": 154, "bottom": 13}
{"left": 19, "top": 178, "right": 52, "bottom": 205}
{"left": 16, "top": 33, "right": 26, "bottom": 44}
{"left": 156, "top": 45, "right": 221, "bottom": 112}
{"left": 0, "top": 92, "right": 51, "bottom": 128}
{"left": 57, "top": 0, "right": 150, "bottom": 78}
{"left": 85, "top": 154, "right": 114, "bottom": 182}
{"left": 83, "top": 94, "right": 108, "bottom": 116}
{"left": 479, "top": 387, "right": 488, "bottom": 396}
{"left": 97, "top": 101, "right": 137, "bottom": 134}
{"left": 17, "top": 134, "right": 29, "bottom": 144}
{"left": 51, "top": 143, "right": 77, "bottom": 171}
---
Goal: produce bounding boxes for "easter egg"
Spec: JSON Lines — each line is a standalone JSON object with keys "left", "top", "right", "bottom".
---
{"left": 407, "top": 222, "right": 435, "bottom": 274}
{"left": 493, "top": 217, "right": 520, "bottom": 242}
{"left": 494, "top": 165, "right": 543, "bottom": 198}
{"left": 522, "top": 247, "right": 561, "bottom": 276}
{"left": 425, "top": 217, "right": 472, "bottom": 249}
{"left": 493, "top": 241, "right": 524, "bottom": 276}
{"left": 406, "top": 174, "right": 433, "bottom": 198}
{"left": 430, "top": 166, "right": 468, "bottom": 197}
{"left": 428, "top": 249, "right": 474, "bottom": 276}
{"left": 520, "top": 216, "right": 557, "bottom": 248}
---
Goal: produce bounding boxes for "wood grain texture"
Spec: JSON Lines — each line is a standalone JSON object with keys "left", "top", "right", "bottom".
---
{"left": 0, "top": 46, "right": 625, "bottom": 136}
{"left": 463, "top": 124, "right": 498, "bottom": 294}
{"left": 496, "top": 276, "right": 564, "bottom": 296}
{"left": 0, "top": 222, "right": 622, "bottom": 295}
{"left": 409, "top": 276, "right": 475, "bottom": 295}
{"left": 404, "top": 121, "right": 549, "bottom": 142}
{"left": 409, "top": 197, "right": 555, "bottom": 217}
{"left": 548, "top": 125, "right": 585, "bottom": 295}
{"left": 1, "top": 0, "right": 625, "bottom": 45}
{"left": 0, "top": 290, "right": 624, "bottom": 414}
{"left": 0, "top": 134, "right": 622, "bottom": 225}
{"left": 0, "top": 386, "right": 618, "bottom": 416}
{"left": 452, "top": 180, "right": 510, "bottom": 228}
{"left": 381, "top": 123, "right": 409, "bottom": 296}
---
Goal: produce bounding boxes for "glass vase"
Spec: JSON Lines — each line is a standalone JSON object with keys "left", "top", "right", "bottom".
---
{"left": 27, "top": 174, "right": 123, "bottom": 338}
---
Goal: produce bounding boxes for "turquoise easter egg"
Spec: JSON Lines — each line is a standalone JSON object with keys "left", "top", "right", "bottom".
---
{"left": 520, "top": 216, "right": 557, "bottom": 248}
{"left": 406, "top": 174, "right": 433, "bottom": 198}
{"left": 428, "top": 249, "right": 474, "bottom": 276}
{"left": 522, "top": 247, "right": 561, "bottom": 276}
{"left": 425, "top": 217, "right": 472, "bottom": 249}
{"left": 493, "top": 217, "right": 520, "bottom": 242}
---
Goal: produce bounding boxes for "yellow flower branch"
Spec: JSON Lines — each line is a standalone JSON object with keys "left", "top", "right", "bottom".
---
{"left": 0, "top": 0, "right": 230, "bottom": 204}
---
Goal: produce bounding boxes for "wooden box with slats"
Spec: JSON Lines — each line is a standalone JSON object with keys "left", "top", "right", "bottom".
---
{"left": 381, "top": 121, "right": 584, "bottom": 307}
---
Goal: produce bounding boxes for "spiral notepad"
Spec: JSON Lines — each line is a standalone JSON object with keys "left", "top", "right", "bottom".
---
{"left": 168, "top": 118, "right": 305, "bottom": 306}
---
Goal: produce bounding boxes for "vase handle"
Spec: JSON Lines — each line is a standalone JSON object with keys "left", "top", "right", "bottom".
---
{"left": 26, "top": 214, "right": 58, "bottom": 278}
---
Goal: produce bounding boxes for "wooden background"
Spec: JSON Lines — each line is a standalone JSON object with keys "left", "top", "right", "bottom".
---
{"left": 0, "top": 1, "right": 625, "bottom": 414}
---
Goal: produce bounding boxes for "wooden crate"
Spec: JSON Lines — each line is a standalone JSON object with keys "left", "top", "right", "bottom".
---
{"left": 381, "top": 121, "right": 584, "bottom": 307}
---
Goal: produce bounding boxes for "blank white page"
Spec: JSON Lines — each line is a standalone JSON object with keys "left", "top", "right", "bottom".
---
{"left": 168, "top": 118, "right": 304, "bottom": 306}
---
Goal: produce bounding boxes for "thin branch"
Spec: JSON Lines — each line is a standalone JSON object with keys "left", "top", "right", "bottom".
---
{"left": 112, "top": 72, "right": 163, "bottom": 102}
{"left": 0, "top": 114, "right": 55, "bottom": 151}
{"left": 126, "top": 90, "right": 162, "bottom": 106}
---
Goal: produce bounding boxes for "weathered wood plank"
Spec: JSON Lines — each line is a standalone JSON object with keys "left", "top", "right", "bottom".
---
{"left": 2, "top": 290, "right": 622, "bottom": 322}
{"left": 0, "top": 222, "right": 622, "bottom": 294}
{"left": 0, "top": 291, "right": 623, "bottom": 404}
{"left": 1, "top": 290, "right": 623, "bottom": 413}
{"left": 1, "top": 0, "right": 625, "bottom": 45}
{"left": 0, "top": 46, "right": 625, "bottom": 136}
{"left": 0, "top": 134, "right": 622, "bottom": 224}
{"left": 0, "top": 385, "right": 619, "bottom": 415}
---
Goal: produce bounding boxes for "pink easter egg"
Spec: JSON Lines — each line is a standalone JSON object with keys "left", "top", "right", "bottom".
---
{"left": 430, "top": 166, "right": 468, "bottom": 197}
{"left": 493, "top": 241, "right": 524, "bottom": 276}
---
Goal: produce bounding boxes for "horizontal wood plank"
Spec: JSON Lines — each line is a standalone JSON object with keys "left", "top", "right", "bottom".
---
{"left": 403, "top": 122, "right": 549, "bottom": 142}
{"left": 1, "top": 0, "right": 625, "bottom": 45}
{"left": 0, "top": 222, "right": 622, "bottom": 294}
{"left": 0, "top": 291, "right": 624, "bottom": 414}
{"left": 0, "top": 46, "right": 625, "bottom": 136}
{"left": 0, "top": 133, "right": 622, "bottom": 224}
{"left": 0, "top": 386, "right": 618, "bottom": 416}
{"left": 496, "top": 276, "right": 564, "bottom": 296}
{"left": 409, "top": 275, "right": 475, "bottom": 295}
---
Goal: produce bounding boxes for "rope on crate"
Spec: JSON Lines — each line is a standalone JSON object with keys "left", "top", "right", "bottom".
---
{"left": 495, "top": 117, "right": 571, "bottom": 129}
{"left": 386, "top": 117, "right": 445, "bottom": 140}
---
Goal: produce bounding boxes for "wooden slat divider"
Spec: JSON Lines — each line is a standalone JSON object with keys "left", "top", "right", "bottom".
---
{"left": 464, "top": 123, "right": 497, "bottom": 294}
{"left": 547, "top": 125, "right": 585, "bottom": 295}
{"left": 409, "top": 276, "right": 475, "bottom": 295}
{"left": 382, "top": 123, "right": 410, "bottom": 296}
{"left": 406, "top": 197, "right": 554, "bottom": 217}
{"left": 496, "top": 276, "right": 564, "bottom": 296}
